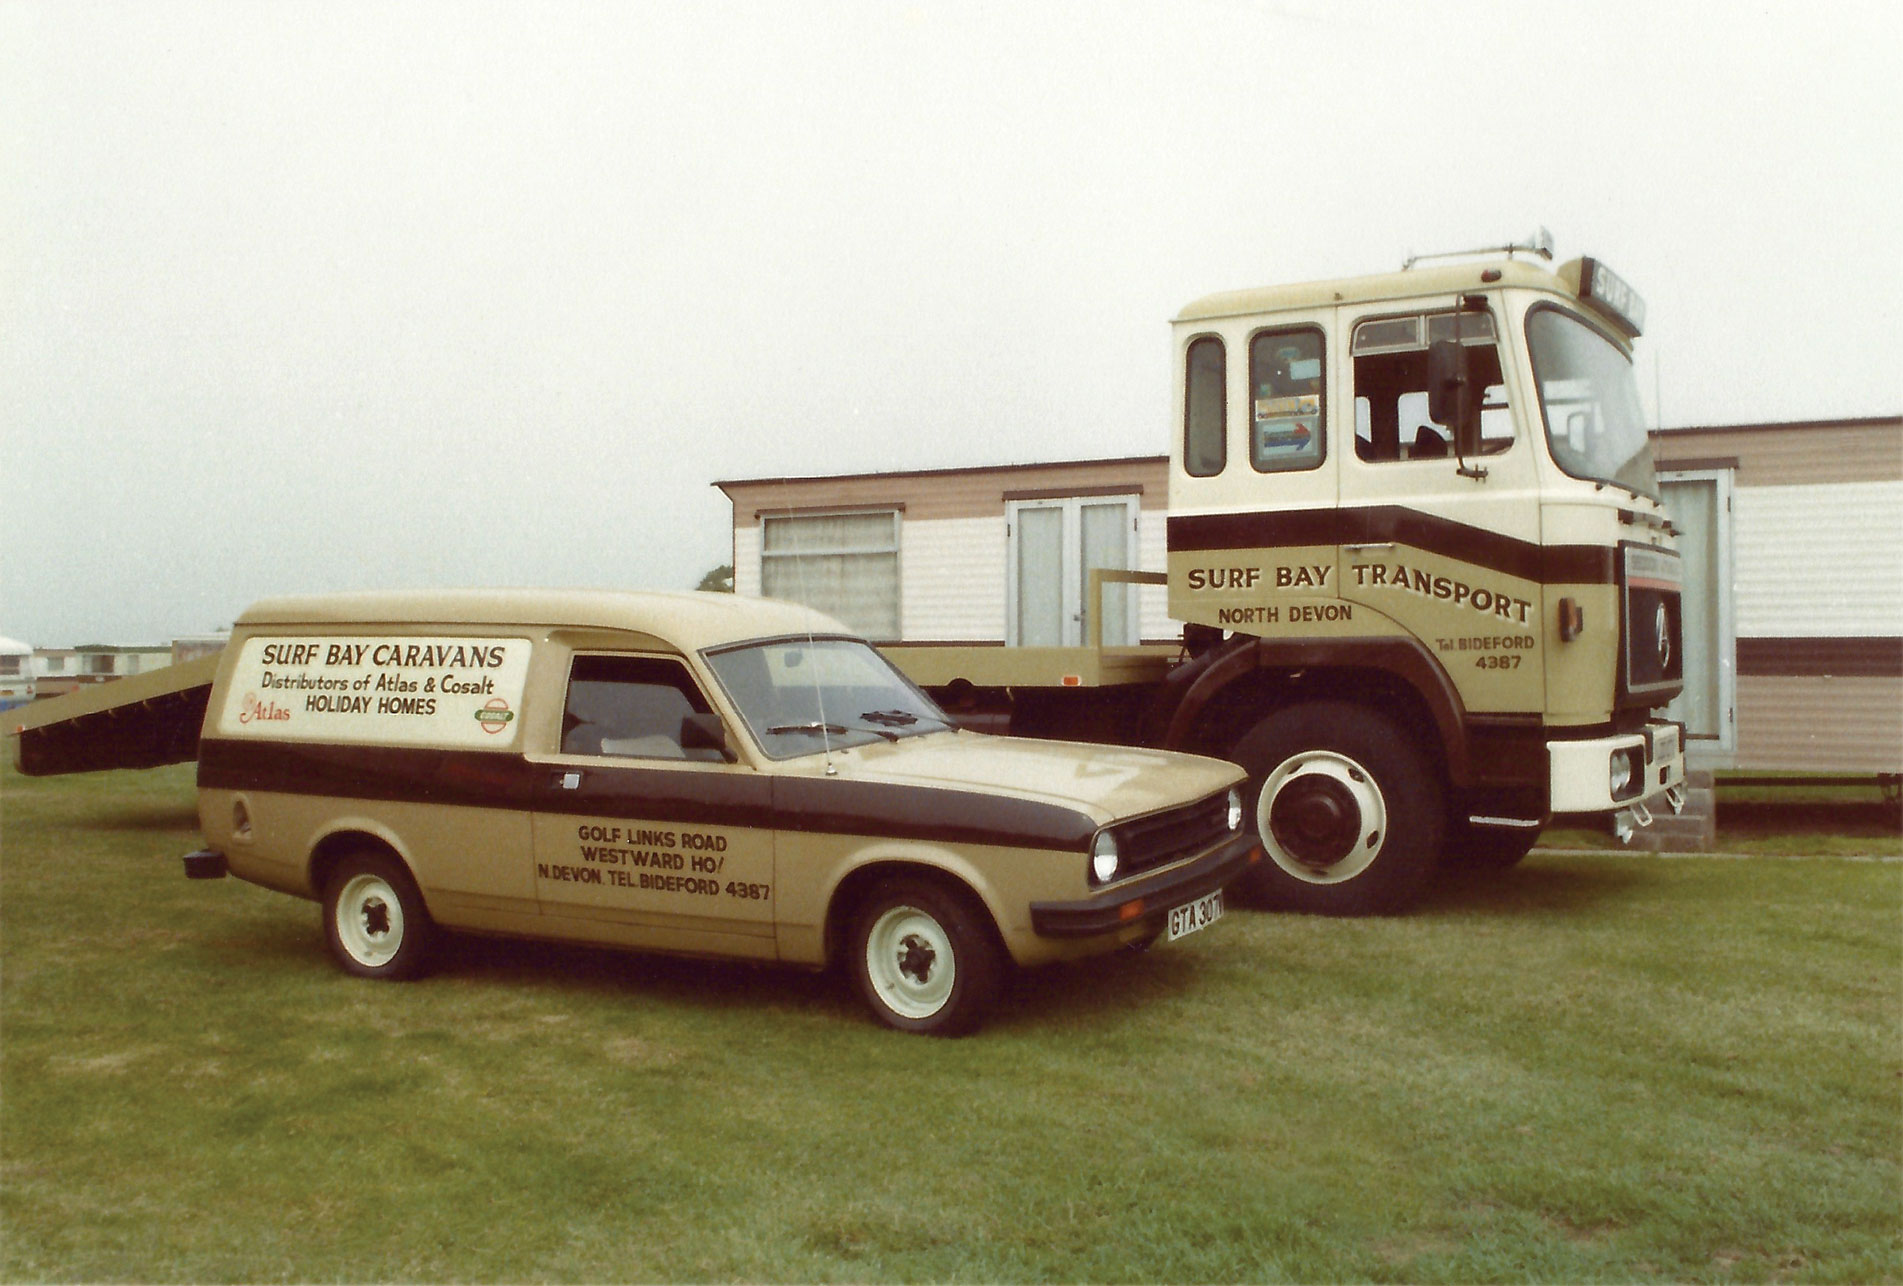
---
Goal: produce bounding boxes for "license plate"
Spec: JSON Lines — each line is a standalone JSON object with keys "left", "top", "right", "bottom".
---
{"left": 1166, "top": 889, "right": 1223, "bottom": 942}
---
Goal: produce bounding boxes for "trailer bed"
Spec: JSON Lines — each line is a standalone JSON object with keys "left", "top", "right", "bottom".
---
{"left": 10, "top": 654, "right": 220, "bottom": 775}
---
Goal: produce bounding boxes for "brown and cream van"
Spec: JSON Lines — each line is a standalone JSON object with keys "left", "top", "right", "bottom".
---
{"left": 183, "top": 589, "right": 1257, "bottom": 1033}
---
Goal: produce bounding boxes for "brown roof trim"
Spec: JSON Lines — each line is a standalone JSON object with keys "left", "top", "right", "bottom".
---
{"left": 1650, "top": 415, "right": 1900, "bottom": 436}
{"left": 716, "top": 455, "right": 1168, "bottom": 493}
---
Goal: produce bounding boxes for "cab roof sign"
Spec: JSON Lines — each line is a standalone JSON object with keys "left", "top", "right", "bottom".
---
{"left": 1560, "top": 257, "right": 1646, "bottom": 338}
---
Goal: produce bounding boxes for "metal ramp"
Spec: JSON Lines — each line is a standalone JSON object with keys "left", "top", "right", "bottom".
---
{"left": 9, "top": 654, "right": 220, "bottom": 776}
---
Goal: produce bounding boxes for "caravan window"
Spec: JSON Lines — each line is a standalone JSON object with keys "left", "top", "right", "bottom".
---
{"left": 760, "top": 510, "right": 901, "bottom": 641}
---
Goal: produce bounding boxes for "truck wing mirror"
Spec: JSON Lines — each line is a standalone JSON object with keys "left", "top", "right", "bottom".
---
{"left": 1427, "top": 339, "right": 1486, "bottom": 475}
{"left": 680, "top": 713, "right": 735, "bottom": 762}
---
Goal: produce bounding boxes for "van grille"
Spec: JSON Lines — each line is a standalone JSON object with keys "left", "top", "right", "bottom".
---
{"left": 1109, "top": 791, "right": 1233, "bottom": 880}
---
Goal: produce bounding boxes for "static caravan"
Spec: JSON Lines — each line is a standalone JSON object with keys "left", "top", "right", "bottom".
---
{"left": 1653, "top": 416, "right": 1901, "bottom": 780}
{"left": 720, "top": 415, "right": 1898, "bottom": 789}
{"left": 716, "top": 456, "right": 1179, "bottom": 651}
{"left": 0, "top": 637, "right": 32, "bottom": 711}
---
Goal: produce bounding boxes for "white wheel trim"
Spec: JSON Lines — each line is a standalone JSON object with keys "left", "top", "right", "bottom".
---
{"left": 864, "top": 904, "right": 956, "bottom": 1021}
{"left": 335, "top": 872, "right": 406, "bottom": 968}
{"left": 1258, "top": 749, "right": 1389, "bottom": 885}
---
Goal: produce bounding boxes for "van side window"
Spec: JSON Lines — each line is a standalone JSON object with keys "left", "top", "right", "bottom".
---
{"left": 1248, "top": 327, "right": 1325, "bottom": 473}
{"left": 1352, "top": 311, "right": 1512, "bottom": 463}
{"left": 1183, "top": 336, "right": 1226, "bottom": 477}
{"left": 562, "top": 655, "right": 721, "bottom": 761}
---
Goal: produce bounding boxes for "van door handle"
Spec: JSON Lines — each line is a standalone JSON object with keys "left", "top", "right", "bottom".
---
{"left": 552, "top": 770, "right": 584, "bottom": 790}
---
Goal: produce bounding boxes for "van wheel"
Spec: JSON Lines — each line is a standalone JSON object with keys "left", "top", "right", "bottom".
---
{"left": 1443, "top": 820, "right": 1540, "bottom": 869}
{"left": 1232, "top": 702, "right": 1443, "bottom": 916}
{"left": 850, "top": 879, "right": 999, "bottom": 1036}
{"left": 323, "top": 852, "right": 435, "bottom": 980}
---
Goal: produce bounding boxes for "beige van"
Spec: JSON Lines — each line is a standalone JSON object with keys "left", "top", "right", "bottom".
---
{"left": 184, "top": 589, "right": 1257, "bottom": 1033}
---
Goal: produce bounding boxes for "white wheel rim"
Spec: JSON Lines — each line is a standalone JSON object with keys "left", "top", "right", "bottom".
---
{"left": 864, "top": 905, "right": 955, "bottom": 1020}
{"left": 1257, "top": 749, "right": 1389, "bottom": 885}
{"left": 336, "top": 872, "right": 405, "bottom": 967}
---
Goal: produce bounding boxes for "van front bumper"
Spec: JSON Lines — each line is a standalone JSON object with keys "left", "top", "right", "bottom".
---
{"left": 1547, "top": 722, "right": 1686, "bottom": 817}
{"left": 1029, "top": 834, "right": 1260, "bottom": 939}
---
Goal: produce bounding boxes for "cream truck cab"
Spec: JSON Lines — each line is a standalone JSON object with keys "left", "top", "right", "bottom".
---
{"left": 891, "top": 240, "right": 1687, "bottom": 914}
{"left": 156, "top": 589, "right": 1255, "bottom": 1034}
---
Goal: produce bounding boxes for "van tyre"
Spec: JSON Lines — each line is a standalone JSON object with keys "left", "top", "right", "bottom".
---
{"left": 1232, "top": 702, "right": 1443, "bottom": 916}
{"left": 323, "top": 851, "right": 436, "bottom": 980}
{"left": 850, "top": 879, "right": 1000, "bottom": 1036}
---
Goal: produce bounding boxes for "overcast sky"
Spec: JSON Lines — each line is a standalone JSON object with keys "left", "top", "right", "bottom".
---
{"left": 4, "top": 0, "right": 1897, "bottom": 646}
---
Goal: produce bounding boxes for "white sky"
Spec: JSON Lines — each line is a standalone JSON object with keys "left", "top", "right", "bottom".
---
{"left": 4, "top": 0, "right": 1898, "bottom": 645}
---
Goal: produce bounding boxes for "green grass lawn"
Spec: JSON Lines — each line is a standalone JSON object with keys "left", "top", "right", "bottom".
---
{"left": 3, "top": 761, "right": 1899, "bottom": 1282}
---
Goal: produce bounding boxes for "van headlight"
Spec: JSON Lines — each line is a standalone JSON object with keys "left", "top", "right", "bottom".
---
{"left": 1226, "top": 788, "right": 1244, "bottom": 832}
{"left": 1091, "top": 831, "right": 1121, "bottom": 884}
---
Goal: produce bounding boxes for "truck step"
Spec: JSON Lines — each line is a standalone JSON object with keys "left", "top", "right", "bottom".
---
{"left": 1622, "top": 785, "right": 1717, "bottom": 852}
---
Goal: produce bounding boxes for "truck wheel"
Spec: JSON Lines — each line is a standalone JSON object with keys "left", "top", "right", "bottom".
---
{"left": 1232, "top": 702, "right": 1443, "bottom": 915}
{"left": 850, "top": 879, "right": 1000, "bottom": 1036}
{"left": 323, "top": 851, "right": 436, "bottom": 980}
{"left": 1443, "top": 819, "right": 1540, "bottom": 869}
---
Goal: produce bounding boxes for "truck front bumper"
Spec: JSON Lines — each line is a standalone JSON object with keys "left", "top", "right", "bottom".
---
{"left": 1547, "top": 722, "right": 1686, "bottom": 822}
{"left": 1029, "top": 833, "right": 1260, "bottom": 939}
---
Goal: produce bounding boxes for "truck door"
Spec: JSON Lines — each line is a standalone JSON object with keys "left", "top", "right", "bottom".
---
{"left": 1335, "top": 304, "right": 1545, "bottom": 715}
{"left": 528, "top": 652, "right": 777, "bottom": 960}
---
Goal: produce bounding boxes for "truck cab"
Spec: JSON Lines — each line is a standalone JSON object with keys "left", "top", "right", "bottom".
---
{"left": 1163, "top": 248, "right": 1686, "bottom": 910}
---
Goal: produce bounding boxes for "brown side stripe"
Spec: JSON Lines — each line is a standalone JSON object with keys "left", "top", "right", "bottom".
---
{"left": 196, "top": 739, "right": 1100, "bottom": 852}
{"left": 1736, "top": 637, "right": 1903, "bottom": 678}
{"left": 1169, "top": 506, "right": 1616, "bottom": 584}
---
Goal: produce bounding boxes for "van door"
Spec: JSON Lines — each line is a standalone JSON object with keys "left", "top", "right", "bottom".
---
{"left": 527, "top": 652, "right": 777, "bottom": 960}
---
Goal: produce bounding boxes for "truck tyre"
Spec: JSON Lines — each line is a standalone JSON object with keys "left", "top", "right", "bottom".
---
{"left": 323, "top": 851, "right": 436, "bottom": 980}
{"left": 1231, "top": 702, "right": 1443, "bottom": 915}
{"left": 849, "top": 878, "right": 1000, "bottom": 1036}
{"left": 1443, "top": 819, "right": 1539, "bottom": 869}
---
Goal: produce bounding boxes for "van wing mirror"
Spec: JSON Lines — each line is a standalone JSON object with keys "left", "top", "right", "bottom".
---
{"left": 1427, "top": 339, "right": 1484, "bottom": 465}
{"left": 680, "top": 713, "right": 734, "bottom": 762}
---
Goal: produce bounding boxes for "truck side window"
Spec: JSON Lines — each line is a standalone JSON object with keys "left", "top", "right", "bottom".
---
{"left": 1248, "top": 327, "right": 1325, "bottom": 473}
{"left": 562, "top": 655, "right": 721, "bottom": 761}
{"left": 1183, "top": 336, "right": 1226, "bottom": 476}
{"left": 1352, "top": 312, "right": 1512, "bottom": 463}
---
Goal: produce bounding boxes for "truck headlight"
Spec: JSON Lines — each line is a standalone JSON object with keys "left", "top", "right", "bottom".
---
{"left": 1226, "top": 788, "right": 1243, "bottom": 832}
{"left": 1091, "top": 831, "right": 1120, "bottom": 884}
{"left": 1609, "top": 749, "right": 1638, "bottom": 800}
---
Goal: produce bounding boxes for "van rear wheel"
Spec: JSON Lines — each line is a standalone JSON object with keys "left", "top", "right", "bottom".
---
{"left": 1232, "top": 701, "right": 1443, "bottom": 916}
{"left": 323, "top": 851, "right": 435, "bottom": 980}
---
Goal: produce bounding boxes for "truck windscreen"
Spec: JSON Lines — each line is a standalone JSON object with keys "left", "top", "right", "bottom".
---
{"left": 1526, "top": 306, "right": 1658, "bottom": 499}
